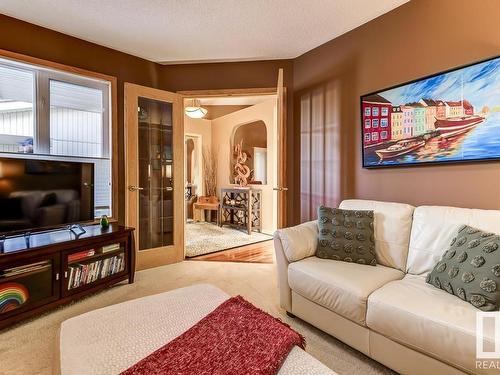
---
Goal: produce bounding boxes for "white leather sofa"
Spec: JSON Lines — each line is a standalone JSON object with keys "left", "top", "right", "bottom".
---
{"left": 274, "top": 199, "right": 500, "bottom": 375}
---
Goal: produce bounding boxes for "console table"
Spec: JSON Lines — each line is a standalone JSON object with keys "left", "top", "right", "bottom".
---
{"left": 0, "top": 224, "right": 134, "bottom": 329}
{"left": 220, "top": 188, "right": 262, "bottom": 235}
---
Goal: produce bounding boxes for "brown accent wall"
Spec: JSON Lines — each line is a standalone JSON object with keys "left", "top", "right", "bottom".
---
{"left": 293, "top": 0, "right": 500, "bottom": 222}
{"left": 0, "top": 14, "right": 294, "bottom": 225}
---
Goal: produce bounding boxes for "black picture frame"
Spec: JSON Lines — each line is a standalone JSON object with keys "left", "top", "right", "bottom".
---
{"left": 360, "top": 54, "right": 500, "bottom": 169}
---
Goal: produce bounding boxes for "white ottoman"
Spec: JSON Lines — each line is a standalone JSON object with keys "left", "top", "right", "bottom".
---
{"left": 59, "top": 284, "right": 335, "bottom": 375}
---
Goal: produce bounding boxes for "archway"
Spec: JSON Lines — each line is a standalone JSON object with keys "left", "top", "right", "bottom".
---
{"left": 231, "top": 120, "right": 267, "bottom": 185}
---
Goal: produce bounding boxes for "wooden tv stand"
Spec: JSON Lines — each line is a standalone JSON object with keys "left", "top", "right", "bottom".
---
{"left": 0, "top": 224, "right": 135, "bottom": 330}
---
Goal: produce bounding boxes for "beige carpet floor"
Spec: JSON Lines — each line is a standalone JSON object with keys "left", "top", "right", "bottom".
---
{"left": 185, "top": 221, "right": 273, "bottom": 257}
{"left": 0, "top": 260, "right": 395, "bottom": 375}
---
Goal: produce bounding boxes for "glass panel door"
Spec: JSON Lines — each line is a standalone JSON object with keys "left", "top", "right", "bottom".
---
{"left": 125, "top": 83, "right": 184, "bottom": 270}
{"left": 137, "top": 97, "right": 174, "bottom": 250}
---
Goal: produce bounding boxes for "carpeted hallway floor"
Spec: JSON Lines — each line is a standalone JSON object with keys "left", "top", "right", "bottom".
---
{"left": 0, "top": 261, "right": 395, "bottom": 375}
{"left": 185, "top": 221, "right": 273, "bottom": 257}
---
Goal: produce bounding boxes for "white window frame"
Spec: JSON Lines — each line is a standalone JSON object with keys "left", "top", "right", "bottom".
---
{"left": 372, "top": 119, "right": 379, "bottom": 128}
{"left": 372, "top": 107, "right": 379, "bottom": 116}
{"left": 364, "top": 133, "right": 371, "bottom": 142}
{"left": 43, "top": 72, "right": 110, "bottom": 157}
{"left": 364, "top": 107, "right": 371, "bottom": 116}
{"left": 0, "top": 57, "right": 110, "bottom": 157}
{"left": 372, "top": 132, "right": 379, "bottom": 141}
{"left": 364, "top": 119, "right": 371, "bottom": 128}
{"left": 380, "top": 118, "right": 388, "bottom": 128}
{"left": 381, "top": 107, "right": 388, "bottom": 116}
{"left": 0, "top": 54, "right": 114, "bottom": 219}
{"left": 381, "top": 130, "right": 388, "bottom": 139}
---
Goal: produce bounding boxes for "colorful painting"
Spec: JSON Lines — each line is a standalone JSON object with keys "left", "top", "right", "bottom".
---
{"left": 0, "top": 282, "right": 29, "bottom": 314}
{"left": 361, "top": 55, "right": 500, "bottom": 168}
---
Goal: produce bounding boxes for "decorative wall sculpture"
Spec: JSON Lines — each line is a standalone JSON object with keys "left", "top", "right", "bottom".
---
{"left": 233, "top": 140, "right": 251, "bottom": 187}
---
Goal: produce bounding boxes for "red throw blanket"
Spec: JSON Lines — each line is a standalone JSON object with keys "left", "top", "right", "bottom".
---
{"left": 121, "top": 296, "right": 305, "bottom": 375}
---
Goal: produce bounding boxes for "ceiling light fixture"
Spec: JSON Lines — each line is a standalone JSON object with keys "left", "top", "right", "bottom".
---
{"left": 185, "top": 99, "right": 207, "bottom": 119}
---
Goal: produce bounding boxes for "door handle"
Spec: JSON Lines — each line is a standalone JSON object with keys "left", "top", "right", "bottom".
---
{"left": 273, "top": 187, "right": 289, "bottom": 192}
{"left": 128, "top": 185, "right": 144, "bottom": 192}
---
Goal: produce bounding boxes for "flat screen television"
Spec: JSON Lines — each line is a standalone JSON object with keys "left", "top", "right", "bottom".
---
{"left": 0, "top": 157, "right": 94, "bottom": 234}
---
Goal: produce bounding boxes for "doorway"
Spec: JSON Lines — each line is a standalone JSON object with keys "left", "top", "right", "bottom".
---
{"left": 185, "top": 133, "right": 202, "bottom": 221}
{"left": 180, "top": 78, "right": 287, "bottom": 262}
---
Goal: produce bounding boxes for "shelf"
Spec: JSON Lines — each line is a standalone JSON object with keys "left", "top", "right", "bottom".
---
{"left": 0, "top": 265, "right": 51, "bottom": 281}
{"left": 67, "top": 269, "right": 126, "bottom": 292}
{"left": 0, "top": 224, "right": 134, "bottom": 330}
{"left": 67, "top": 252, "right": 126, "bottom": 291}
{"left": 139, "top": 122, "right": 173, "bottom": 129}
{"left": 222, "top": 205, "right": 247, "bottom": 211}
{"left": 67, "top": 248, "right": 124, "bottom": 265}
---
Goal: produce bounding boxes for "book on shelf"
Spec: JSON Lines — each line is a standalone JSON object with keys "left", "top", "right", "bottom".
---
{"left": 67, "top": 253, "right": 125, "bottom": 290}
{"left": 102, "top": 243, "right": 120, "bottom": 253}
{"left": 68, "top": 249, "right": 95, "bottom": 263}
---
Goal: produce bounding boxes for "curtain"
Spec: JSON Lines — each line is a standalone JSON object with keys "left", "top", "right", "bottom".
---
{"left": 300, "top": 80, "right": 341, "bottom": 222}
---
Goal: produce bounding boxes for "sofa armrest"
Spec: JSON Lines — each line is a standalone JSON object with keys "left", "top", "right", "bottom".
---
{"left": 274, "top": 233, "right": 292, "bottom": 311}
{"left": 274, "top": 220, "right": 318, "bottom": 262}
{"left": 35, "top": 204, "right": 67, "bottom": 226}
{"left": 273, "top": 220, "right": 318, "bottom": 312}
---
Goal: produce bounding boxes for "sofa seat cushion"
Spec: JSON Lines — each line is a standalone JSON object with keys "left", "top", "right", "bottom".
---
{"left": 288, "top": 257, "right": 404, "bottom": 325}
{"left": 367, "top": 274, "right": 494, "bottom": 373}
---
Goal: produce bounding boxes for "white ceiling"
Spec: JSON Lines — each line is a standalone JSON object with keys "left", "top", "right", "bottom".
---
{"left": 0, "top": 0, "right": 408, "bottom": 64}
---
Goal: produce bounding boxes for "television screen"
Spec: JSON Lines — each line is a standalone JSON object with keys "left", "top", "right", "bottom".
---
{"left": 0, "top": 157, "right": 94, "bottom": 234}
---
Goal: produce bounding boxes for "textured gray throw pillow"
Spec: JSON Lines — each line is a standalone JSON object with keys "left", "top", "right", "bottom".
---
{"left": 426, "top": 225, "right": 500, "bottom": 311}
{"left": 316, "top": 206, "right": 376, "bottom": 266}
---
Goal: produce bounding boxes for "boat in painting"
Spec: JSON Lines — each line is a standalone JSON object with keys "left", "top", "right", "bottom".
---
{"left": 434, "top": 114, "right": 485, "bottom": 139}
{"left": 375, "top": 139, "right": 426, "bottom": 160}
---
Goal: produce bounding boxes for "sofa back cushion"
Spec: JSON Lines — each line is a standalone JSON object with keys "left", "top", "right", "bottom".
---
{"left": 339, "top": 199, "right": 415, "bottom": 271}
{"left": 406, "top": 206, "right": 500, "bottom": 275}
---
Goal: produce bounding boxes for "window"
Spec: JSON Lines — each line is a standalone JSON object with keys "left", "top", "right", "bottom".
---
{"left": 372, "top": 107, "right": 379, "bottom": 116}
{"left": 0, "top": 64, "right": 34, "bottom": 152}
{"left": 372, "top": 119, "right": 379, "bottom": 128}
{"left": 381, "top": 131, "right": 388, "bottom": 139}
{"left": 381, "top": 118, "right": 388, "bottom": 128}
{"left": 372, "top": 132, "right": 379, "bottom": 141}
{"left": 364, "top": 119, "right": 370, "bottom": 128}
{"left": 49, "top": 80, "right": 106, "bottom": 158}
{"left": 364, "top": 107, "right": 371, "bottom": 116}
{"left": 381, "top": 107, "right": 388, "bottom": 116}
{"left": 0, "top": 57, "right": 112, "bottom": 218}
{"left": 364, "top": 133, "right": 371, "bottom": 142}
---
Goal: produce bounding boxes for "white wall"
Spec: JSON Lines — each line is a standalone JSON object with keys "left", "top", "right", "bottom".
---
{"left": 184, "top": 115, "right": 212, "bottom": 196}
{"left": 211, "top": 99, "right": 278, "bottom": 234}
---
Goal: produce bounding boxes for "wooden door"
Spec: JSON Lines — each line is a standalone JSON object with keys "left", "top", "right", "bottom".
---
{"left": 275, "top": 68, "right": 288, "bottom": 228}
{"left": 125, "top": 83, "right": 184, "bottom": 270}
